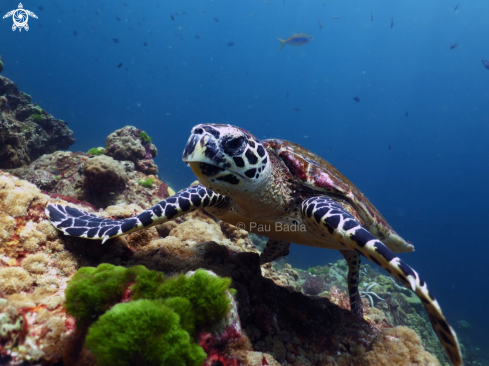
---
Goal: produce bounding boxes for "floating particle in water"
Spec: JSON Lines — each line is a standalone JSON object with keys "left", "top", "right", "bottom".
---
{"left": 195, "top": 35, "right": 200, "bottom": 39}
{"left": 73, "top": 30, "right": 77, "bottom": 36}
{"left": 482, "top": 60, "right": 489, "bottom": 70}
{"left": 449, "top": 43, "right": 458, "bottom": 49}
{"left": 171, "top": 14, "right": 174, "bottom": 20}
{"left": 454, "top": 4, "right": 459, "bottom": 11}
{"left": 213, "top": 17, "right": 219, "bottom": 22}
{"left": 117, "top": 63, "right": 123, "bottom": 68}
{"left": 144, "top": 42, "right": 147, "bottom": 46}
{"left": 405, "top": 112, "right": 408, "bottom": 117}
{"left": 353, "top": 97, "right": 360, "bottom": 102}
{"left": 390, "top": 17, "right": 394, "bottom": 28}
{"left": 293, "top": 108, "right": 301, "bottom": 111}
{"left": 38, "top": 6, "right": 44, "bottom": 10}
{"left": 116, "top": 16, "right": 120, "bottom": 21}
{"left": 228, "top": 42, "right": 235, "bottom": 46}
{"left": 113, "top": 38, "right": 119, "bottom": 43}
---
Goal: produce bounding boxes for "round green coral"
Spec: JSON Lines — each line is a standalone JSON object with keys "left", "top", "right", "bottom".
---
{"left": 87, "top": 147, "right": 106, "bottom": 156}
{"left": 65, "top": 264, "right": 148, "bottom": 325}
{"left": 85, "top": 299, "right": 206, "bottom": 366}
{"left": 140, "top": 131, "right": 152, "bottom": 143}
{"left": 155, "top": 268, "right": 232, "bottom": 328}
{"left": 139, "top": 177, "right": 156, "bottom": 188}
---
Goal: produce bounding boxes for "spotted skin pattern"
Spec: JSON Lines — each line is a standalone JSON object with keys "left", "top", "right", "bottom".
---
{"left": 45, "top": 185, "right": 229, "bottom": 243}
{"left": 339, "top": 250, "right": 363, "bottom": 317}
{"left": 301, "top": 196, "right": 462, "bottom": 366}
{"left": 259, "top": 239, "right": 291, "bottom": 264}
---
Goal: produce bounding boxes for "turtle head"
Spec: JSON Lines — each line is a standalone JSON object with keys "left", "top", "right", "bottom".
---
{"left": 183, "top": 124, "right": 271, "bottom": 196}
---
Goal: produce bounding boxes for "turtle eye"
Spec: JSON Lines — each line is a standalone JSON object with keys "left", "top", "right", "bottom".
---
{"left": 222, "top": 136, "right": 246, "bottom": 155}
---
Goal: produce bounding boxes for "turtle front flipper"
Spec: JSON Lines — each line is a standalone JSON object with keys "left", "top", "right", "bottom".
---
{"left": 339, "top": 250, "right": 363, "bottom": 317}
{"left": 46, "top": 185, "right": 230, "bottom": 243}
{"left": 259, "top": 239, "right": 291, "bottom": 264}
{"left": 301, "top": 196, "right": 462, "bottom": 366}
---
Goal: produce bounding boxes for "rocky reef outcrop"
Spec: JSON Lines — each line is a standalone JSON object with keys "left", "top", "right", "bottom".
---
{"left": 0, "top": 170, "right": 443, "bottom": 365}
{"left": 8, "top": 126, "right": 173, "bottom": 209}
{"left": 105, "top": 126, "right": 158, "bottom": 175}
{"left": 0, "top": 75, "right": 75, "bottom": 169}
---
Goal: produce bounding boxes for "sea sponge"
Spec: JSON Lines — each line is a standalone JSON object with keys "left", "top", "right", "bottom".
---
{"left": 83, "top": 155, "right": 128, "bottom": 192}
{"left": 22, "top": 253, "right": 49, "bottom": 274}
{"left": 85, "top": 299, "right": 207, "bottom": 366}
{"left": 0, "top": 267, "right": 34, "bottom": 294}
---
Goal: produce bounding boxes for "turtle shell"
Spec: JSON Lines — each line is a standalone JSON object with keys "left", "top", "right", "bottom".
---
{"left": 263, "top": 139, "right": 414, "bottom": 253}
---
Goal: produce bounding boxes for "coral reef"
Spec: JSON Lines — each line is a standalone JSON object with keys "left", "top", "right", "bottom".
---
{"left": 0, "top": 75, "right": 75, "bottom": 169}
{"left": 106, "top": 126, "right": 158, "bottom": 175}
{"left": 9, "top": 149, "right": 173, "bottom": 209}
{"left": 83, "top": 155, "right": 128, "bottom": 192}
{"left": 0, "top": 169, "right": 445, "bottom": 365}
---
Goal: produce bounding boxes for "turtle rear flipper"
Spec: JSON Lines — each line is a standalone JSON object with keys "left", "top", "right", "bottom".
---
{"left": 259, "top": 239, "right": 290, "bottom": 264}
{"left": 301, "top": 196, "right": 462, "bottom": 366}
{"left": 46, "top": 185, "right": 230, "bottom": 243}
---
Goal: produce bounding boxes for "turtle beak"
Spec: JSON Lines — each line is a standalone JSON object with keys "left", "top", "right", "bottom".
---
{"left": 182, "top": 130, "right": 229, "bottom": 179}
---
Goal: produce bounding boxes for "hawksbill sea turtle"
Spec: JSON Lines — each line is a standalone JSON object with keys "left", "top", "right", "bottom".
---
{"left": 46, "top": 124, "right": 462, "bottom": 365}
{"left": 3, "top": 3, "right": 38, "bottom": 32}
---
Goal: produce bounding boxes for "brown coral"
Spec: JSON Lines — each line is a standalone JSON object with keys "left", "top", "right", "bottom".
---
{"left": 83, "top": 155, "right": 128, "bottom": 193}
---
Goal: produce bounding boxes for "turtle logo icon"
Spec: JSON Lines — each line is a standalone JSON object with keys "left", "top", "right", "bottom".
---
{"left": 3, "top": 3, "right": 38, "bottom": 32}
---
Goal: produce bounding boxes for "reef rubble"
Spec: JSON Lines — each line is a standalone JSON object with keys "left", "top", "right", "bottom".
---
{"left": 0, "top": 169, "right": 445, "bottom": 365}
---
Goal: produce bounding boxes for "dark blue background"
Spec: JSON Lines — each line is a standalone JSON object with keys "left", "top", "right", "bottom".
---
{"left": 2, "top": 0, "right": 488, "bottom": 355}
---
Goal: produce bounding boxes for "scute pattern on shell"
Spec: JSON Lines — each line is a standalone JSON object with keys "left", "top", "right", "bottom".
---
{"left": 263, "top": 139, "right": 412, "bottom": 253}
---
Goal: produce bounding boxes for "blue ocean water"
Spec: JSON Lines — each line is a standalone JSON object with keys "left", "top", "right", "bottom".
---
{"left": 2, "top": 0, "right": 488, "bottom": 358}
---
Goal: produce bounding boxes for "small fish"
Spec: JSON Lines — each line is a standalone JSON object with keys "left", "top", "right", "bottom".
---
{"left": 293, "top": 108, "right": 301, "bottom": 111}
{"left": 277, "top": 33, "right": 312, "bottom": 50}
{"left": 370, "top": 12, "right": 373, "bottom": 21}
{"left": 405, "top": 112, "right": 408, "bottom": 117}
{"left": 144, "top": 42, "right": 148, "bottom": 46}
{"left": 353, "top": 97, "right": 360, "bottom": 102}
{"left": 38, "top": 6, "right": 44, "bottom": 10}
{"left": 117, "top": 63, "right": 123, "bottom": 68}
{"left": 171, "top": 14, "right": 174, "bottom": 20}
{"left": 449, "top": 43, "right": 458, "bottom": 49}
{"left": 389, "top": 144, "right": 391, "bottom": 150}
{"left": 390, "top": 17, "right": 394, "bottom": 28}
{"left": 318, "top": 19, "right": 323, "bottom": 30}
{"left": 195, "top": 35, "right": 200, "bottom": 39}
{"left": 482, "top": 60, "right": 489, "bottom": 70}
{"left": 113, "top": 38, "right": 119, "bottom": 43}
{"left": 116, "top": 16, "right": 120, "bottom": 21}
{"left": 49, "top": 167, "right": 61, "bottom": 175}
{"left": 228, "top": 42, "right": 235, "bottom": 46}
{"left": 454, "top": 4, "right": 459, "bottom": 11}
{"left": 73, "top": 30, "right": 77, "bottom": 36}
{"left": 213, "top": 17, "right": 219, "bottom": 22}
